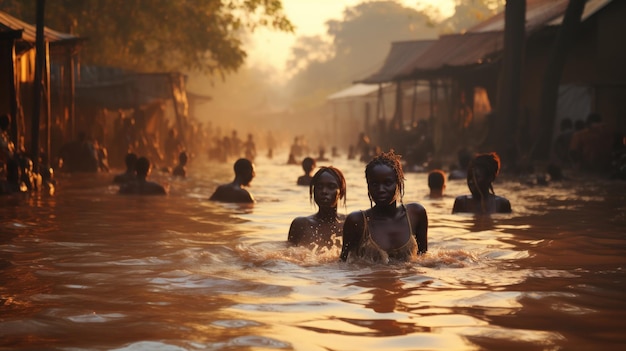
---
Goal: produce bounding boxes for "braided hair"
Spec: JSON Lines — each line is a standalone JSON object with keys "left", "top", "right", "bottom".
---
{"left": 365, "top": 149, "right": 405, "bottom": 204}
{"left": 309, "top": 166, "right": 347, "bottom": 208}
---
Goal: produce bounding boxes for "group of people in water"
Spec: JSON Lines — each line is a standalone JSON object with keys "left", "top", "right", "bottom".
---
{"left": 197, "top": 146, "right": 511, "bottom": 264}
{"left": 108, "top": 141, "right": 512, "bottom": 264}
{"left": 112, "top": 150, "right": 189, "bottom": 195}
{"left": 287, "top": 150, "right": 511, "bottom": 262}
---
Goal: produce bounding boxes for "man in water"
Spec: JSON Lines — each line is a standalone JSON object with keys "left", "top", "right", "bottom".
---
{"left": 427, "top": 169, "right": 446, "bottom": 199}
{"left": 209, "top": 158, "right": 255, "bottom": 203}
{"left": 118, "top": 157, "right": 167, "bottom": 195}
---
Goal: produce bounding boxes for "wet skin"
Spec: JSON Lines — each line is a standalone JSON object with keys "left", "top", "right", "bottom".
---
{"left": 340, "top": 163, "right": 428, "bottom": 261}
{"left": 313, "top": 172, "right": 340, "bottom": 208}
{"left": 367, "top": 164, "right": 398, "bottom": 206}
{"left": 288, "top": 170, "right": 344, "bottom": 248}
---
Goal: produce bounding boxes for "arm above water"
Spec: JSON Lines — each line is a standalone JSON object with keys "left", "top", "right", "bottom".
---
{"left": 287, "top": 216, "right": 307, "bottom": 246}
{"left": 407, "top": 203, "right": 428, "bottom": 254}
{"left": 339, "top": 211, "right": 364, "bottom": 262}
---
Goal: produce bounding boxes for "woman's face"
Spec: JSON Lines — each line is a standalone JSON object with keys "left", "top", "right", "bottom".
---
{"left": 313, "top": 171, "right": 341, "bottom": 208}
{"left": 367, "top": 164, "right": 398, "bottom": 205}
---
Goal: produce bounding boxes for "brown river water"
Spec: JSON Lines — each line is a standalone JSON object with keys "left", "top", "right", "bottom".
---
{"left": 1, "top": 152, "right": 625, "bottom": 351}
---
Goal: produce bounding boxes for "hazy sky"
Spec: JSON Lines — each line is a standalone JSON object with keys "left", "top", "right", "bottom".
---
{"left": 247, "top": 0, "right": 455, "bottom": 75}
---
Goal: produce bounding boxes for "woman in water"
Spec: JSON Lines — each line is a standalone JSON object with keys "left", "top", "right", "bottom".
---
{"left": 288, "top": 166, "right": 346, "bottom": 249}
{"left": 340, "top": 150, "right": 428, "bottom": 263}
{"left": 452, "top": 152, "right": 512, "bottom": 214}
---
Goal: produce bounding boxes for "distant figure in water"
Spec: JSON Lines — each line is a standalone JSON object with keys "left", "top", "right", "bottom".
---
{"left": 113, "top": 152, "right": 138, "bottom": 184}
{"left": 340, "top": 150, "right": 428, "bottom": 263}
{"left": 209, "top": 158, "right": 255, "bottom": 203}
{"left": 119, "top": 156, "right": 167, "bottom": 195}
{"left": 287, "top": 153, "right": 298, "bottom": 165}
{"left": 172, "top": 151, "right": 188, "bottom": 178}
{"left": 297, "top": 157, "right": 316, "bottom": 186}
{"left": 427, "top": 169, "right": 446, "bottom": 199}
{"left": 288, "top": 166, "right": 346, "bottom": 249}
{"left": 448, "top": 147, "right": 471, "bottom": 181}
{"left": 452, "top": 152, "right": 511, "bottom": 214}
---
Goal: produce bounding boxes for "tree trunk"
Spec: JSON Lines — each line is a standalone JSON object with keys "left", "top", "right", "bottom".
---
{"left": 534, "top": 0, "right": 586, "bottom": 159}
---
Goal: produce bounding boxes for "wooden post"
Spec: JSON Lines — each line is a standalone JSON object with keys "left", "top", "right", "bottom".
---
{"left": 31, "top": 0, "right": 46, "bottom": 173}
{"left": 495, "top": 0, "right": 526, "bottom": 164}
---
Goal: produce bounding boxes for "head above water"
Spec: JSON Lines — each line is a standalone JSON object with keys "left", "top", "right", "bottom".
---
{"left": 136, "top": 157, "right": 151, "bottom": 177}
{"left": 467, "top": 152, "right": 501, "bottom": 198}
{"left": 428, "top": 169, "right": 446, "bottom": 190}
{"left": 125, "top": 153, "right": 138, "bottom": 170}
{"left": 309, "top": 166, "right": 346, "bottom": 208}
{"left": 234, "top": 158, "right": 255, "bottom": 185}
{"left": 301, "top": 157, "right": 316, "bottom": 173}
{"left": 365, "top": 149, "right": 405, "bottom": 201}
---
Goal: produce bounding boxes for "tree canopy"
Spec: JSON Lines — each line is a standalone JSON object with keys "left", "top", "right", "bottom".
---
{"left": 0, "top": 0, "right": 293, "bottom": 76}
{"left": 286, "top": 0, "right": 438, "bottom": 108}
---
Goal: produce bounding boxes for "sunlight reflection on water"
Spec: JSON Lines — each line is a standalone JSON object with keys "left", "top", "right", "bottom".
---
{"left": 1, "top": 152, "right": 625, "bottom": 350}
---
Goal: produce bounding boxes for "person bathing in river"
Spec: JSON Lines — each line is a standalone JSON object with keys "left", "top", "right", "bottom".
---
{"left": 427, "top": 169, "right": 446, "bottom": 199}
{"left": 172, "top": 151, "right": 188, "bottom": 178}
{"left": 113, "top": 152, "right": 138, "bottom": 184}
{"left": 209, "top": 158, "right": 255, "bottom": 203}
{"left": 119, "top": 156, "right": 167, "bottom": 195}
{"left": 288, "top": 166, "right": 347, "bottom": 249}
{"left": 340, "top": 150, "right": 428, "bottom": 263}
{"left": 297, "top": 157, "right": 316, "bottom": 186}
{"left": 452, "top": 152, "right": 511, "bottom": 214}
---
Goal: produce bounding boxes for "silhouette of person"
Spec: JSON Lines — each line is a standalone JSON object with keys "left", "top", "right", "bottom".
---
{"left": 316, "top": 147, "right": 329, "bottom": 162}
{"left": 297, "top": 157, "right": 316, "bottom": 186}
{"left": 340, "top": 150, "right": 428, "bottom": 263}
{"left": 427, "top": 169, "right": 446, "bottom": 199}
{"left": 452, "top": 152, "right": 511, "bottom": 214}
{"left": 243, "top": 133, "right": 257, "bottom": 162}
{"left": 347, "top": 145, "right": 356, "bottom": 160}
{"left": 448, "top": 147, "right": 471, "bottom": 181}
{"left": 209, "top": 158, "right": 255, "bottom": 203}
{"left": 113, "top": 152, "right": 138, "bottom": 184}
{"left": 287, "top": 153, "right": 298, "bottom": 165}
{"left": 172, "top": 151, "right": 188, "bottom": 178}
{"left": 288, "top": 166, "right": 347, "bottom": 249}
{"left": 118, "top": 156, "right": 167, "bottom": 195}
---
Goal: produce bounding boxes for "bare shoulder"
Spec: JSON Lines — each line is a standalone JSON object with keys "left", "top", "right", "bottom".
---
{"left": 405, "top": 202, "right": 426, "bottom": 213}
{"left": 345, "top": 210, "right": 364, "bottom": 225}
{"left": 290, "top": 216, "right": 310, "bottom": 227}
{"left": 495, "top": 196, "right": 512, "bottom": 213}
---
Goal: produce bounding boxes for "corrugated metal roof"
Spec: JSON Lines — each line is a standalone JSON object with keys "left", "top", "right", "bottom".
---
{"left": 356, "top": 40, "right": 435, "bottom": 84}
{"left": 327, "top": 83, "right": 383, "bottom": 101}
{"left": 399, "top": 31, "right": 503, "bottom": 77}
{"left": 0, "top": 11, "right": 80, "bottom": 43}
{"left": 469, "top": 0, "right": 614, "bottom": 33}
{"left": 547, "top": 0, "right": 614, "bottom": 25}
{"left": 356, "top": 0, "right": 614, "bottom": 83}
